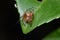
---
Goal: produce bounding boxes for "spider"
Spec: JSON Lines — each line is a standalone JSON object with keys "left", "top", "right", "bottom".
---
{"left": 22, "top": 10, "right": 34, "bottom": 23}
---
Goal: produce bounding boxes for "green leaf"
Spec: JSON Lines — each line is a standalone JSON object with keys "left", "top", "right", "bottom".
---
{"left": 16, "top": 0, "right": 60, "bottom": 34}
{"left": 43, "top": 27, "right": 60, "bottom": 40}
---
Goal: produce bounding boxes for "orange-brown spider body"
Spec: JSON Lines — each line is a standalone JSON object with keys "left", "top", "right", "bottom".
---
{"left": 22, "top": 11, "right": 34, "bottom": 23}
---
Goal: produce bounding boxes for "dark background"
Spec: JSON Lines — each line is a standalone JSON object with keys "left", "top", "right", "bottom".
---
{"left": 0, "top": 0, "right": 60, "bottom": 40}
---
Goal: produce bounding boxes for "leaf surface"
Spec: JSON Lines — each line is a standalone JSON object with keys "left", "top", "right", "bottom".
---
{"left": 16, "top": 0, "right": 60, "bottom": 34}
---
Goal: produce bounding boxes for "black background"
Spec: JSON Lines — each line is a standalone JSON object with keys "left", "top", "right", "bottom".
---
{"left": 0, "top": 0, "right": 60, "bottom": 40}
